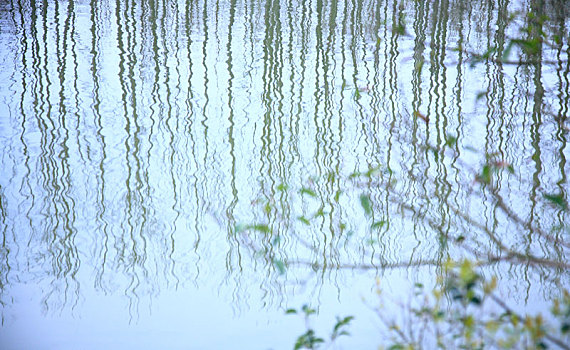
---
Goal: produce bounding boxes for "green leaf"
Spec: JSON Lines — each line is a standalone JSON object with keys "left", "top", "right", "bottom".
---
{"left": 285, "top": 308, "right": 297, "bottom": 314}
{"left": 365, "top": 165, "right": 382, "bottom": 177}
{"left": 333, "top": 316, "right": 354, "bottom": 333}
{"left": 298, "top": 216, "right": 311, "bottom": 225}
{"left": 388, "top": 345, "right": 405, "bottom": 350}
{"left": 334, "top": 190, "right": 342, "bottom": 202}
{"left": 470, "top": 296, "right": 482, "bottom": 305}
{"left": 300, "top": 187, "right": 317, "bottom": 197}
{"left": 516, "top": 38, "right": 541, "bottom": 55}
{"left": 264, "top": 202, "right": 272, "bottom": 215}
{"left": 301, "top": 304, "right": 317, "bottom": 315}
{"left": 366, "top": 238, "right": 378, "bottom": 245}
{"left": 277, "top": 183, "right": 289, "bottom": 191}
{"left": 543, "top": 193, "right": 567, "bottom": 210}
{"left": 273, "top": 259, "right": 286, "bottom": 275}
{"left": 313, "top": 207, "right": 326, "bottom": 218}
{"left": 415, "top": 58, "right": 424, "bottom": 74}
{"left": 434, "top": 310, "right": 445, "bottom": 320}
{"left": 331, "top": 316, "right": 354, "bottom": 340}
{"left": 476, "top": 91, "right": 487, "bottom": 101}
{"left": 248, "top": 224, "right": 271, "bottom": 233}
{"left": 445, "top": 134, "right": 457, "bottom": 147}
{"left": 371, "top": 220, "right": 386, "bottom": 230}
{"left": 477, "top": 164, "right": 492, "bottom": 184}
{"left": 294, "top": 330, "right": 324, "bottom": 349}
{"left": 360, "top": 193, "right": 372, "bottom": 217}
{"left": 459, "top": 260, "right": 478, "bottom": 286}
{"left": 502, "top": 40, "right": 515, "bottom": 61}
{"left": 349, "top": 170, "right": 362, "bottom": 178}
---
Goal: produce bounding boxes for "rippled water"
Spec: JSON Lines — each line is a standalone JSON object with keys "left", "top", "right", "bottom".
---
{"left": 0, "top": 0, "right": 569, "bottom": 348}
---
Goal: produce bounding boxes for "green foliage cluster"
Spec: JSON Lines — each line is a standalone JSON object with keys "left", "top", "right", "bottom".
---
{"left": 286, "top": 305, "right": 354, "bottom": 350}
{"left": 284, "top": 261, "right": 569, "bottom": 349}
{"left": 373, "top": 261, "right": 569, "bottom": 350}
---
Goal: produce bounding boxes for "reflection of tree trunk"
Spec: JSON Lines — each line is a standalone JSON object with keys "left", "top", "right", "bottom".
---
{"left": 553, "top": 0, "right": 569, "bottom": 235}
{"left": 531, "top": 0, "right": 545, "bottom": 113}
{"left": 529, "top": 0, "right": 545, "bottom": 258}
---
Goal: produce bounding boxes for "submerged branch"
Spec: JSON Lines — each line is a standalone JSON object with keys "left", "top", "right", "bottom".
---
{"left": 285, "top": 253, "right": 570, "bottom": 272}
{"left": 286, "top": 259, "right": 442, "bottom": 270}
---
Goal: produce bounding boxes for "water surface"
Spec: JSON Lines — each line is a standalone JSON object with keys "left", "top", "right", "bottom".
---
{"left": 0, "top": 0, "right": 569, "bottom": 348}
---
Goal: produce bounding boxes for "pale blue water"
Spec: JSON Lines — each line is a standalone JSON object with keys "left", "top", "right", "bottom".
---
{"left": 0, "top": 0, "right": 568, "bottom": 348}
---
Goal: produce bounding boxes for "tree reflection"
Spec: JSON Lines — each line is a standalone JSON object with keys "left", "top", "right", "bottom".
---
{"left": 0, "top": 0, "right": 567, "bottom": 321}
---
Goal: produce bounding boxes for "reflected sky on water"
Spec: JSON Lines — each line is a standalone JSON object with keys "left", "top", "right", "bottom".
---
{"left": 0, "top": 0, "right": 569, "bottom": 348}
